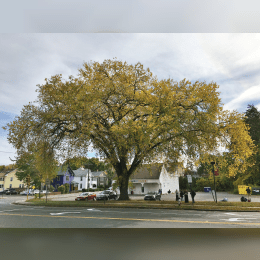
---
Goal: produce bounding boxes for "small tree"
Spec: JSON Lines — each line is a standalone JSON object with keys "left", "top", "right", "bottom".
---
{"left": 58, "top": 185, "right": 65, "bottom": 194}
{"left": 64, "top": 183, "right": 70, "bottom": 194}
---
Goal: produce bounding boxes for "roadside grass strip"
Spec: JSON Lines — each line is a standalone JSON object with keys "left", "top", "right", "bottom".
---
{"left": 24, "top": 199, "right": 260, "bottom": 211}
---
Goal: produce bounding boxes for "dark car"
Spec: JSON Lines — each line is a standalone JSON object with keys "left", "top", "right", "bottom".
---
{"left": 96, "top": 190, "right": 117, "bottom": 200}
{"left": 5, "top": 188, "right": 18, "bottom": 195}
{"left": 144, "top": 192, "right": 161, "bottom": 201}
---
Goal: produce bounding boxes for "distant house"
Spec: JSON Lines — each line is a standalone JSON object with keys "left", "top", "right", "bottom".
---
{"left": 51, "top": 165, "right": 76, "bottom": 192}
{"left": 0, "top": 169, "right": 26, "bottom": 191}
{"left": 129, "top": 164, "right": 180, "bottom": 195}
{"left": 73, "top": 166, "right": 108, "bottom": 190}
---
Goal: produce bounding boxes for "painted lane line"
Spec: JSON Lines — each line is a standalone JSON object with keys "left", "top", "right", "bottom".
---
{"left": 87, "top": 209, "right": 101, "bottom": 211}
{"left": 221, "top": 218, "right": 257, "bottom": 222}
{"left": 50, "top": 212, "right": 81, "bottom": 215}
{"left": 1, "top": 213, "right": 260, "bottom": 226}
{"left": 225, "top": 213, "right": 237, "bottom": 216}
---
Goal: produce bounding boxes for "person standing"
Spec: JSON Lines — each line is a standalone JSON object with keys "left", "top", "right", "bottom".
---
{"left": 180, "top": 190, "right": 184, "bottom": 201}
{"left": 246, "top": 187, "right": 251, "bottom": 202}
{"left": 184, "top": 190, "right": 189, "bottom": 203}
{"left": 176, "top": 190, "right": 179, "bottom": 201}
{"left": 190, "top": 190, "right": 196, "bottom": 203}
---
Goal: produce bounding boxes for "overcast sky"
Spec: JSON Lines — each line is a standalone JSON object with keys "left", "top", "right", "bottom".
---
{"left": 1, "top": 1, "right": 260, "bottom": 165}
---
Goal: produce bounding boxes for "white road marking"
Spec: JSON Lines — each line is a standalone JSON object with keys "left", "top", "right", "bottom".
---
{"left": 225, "top": 213, "right": 237, "bottom": 216}
{"left": 50, "top": 212, "right": 81, "bottom": 215}
{"left": 87, "top": 209, "right": 101, "bottom": 211}
{"left": 221, "top": 218, "right": 257, "bottom": 222}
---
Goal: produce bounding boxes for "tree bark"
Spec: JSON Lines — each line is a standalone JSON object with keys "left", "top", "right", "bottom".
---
{"left": 118, "top": 174, "right": 130, "bottom": 200}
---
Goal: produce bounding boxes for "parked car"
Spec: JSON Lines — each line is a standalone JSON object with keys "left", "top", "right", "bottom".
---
{"left": 96, "top": 190, "right": 117, "bottom": 200}
{"left": 75, "top": 192, "right": 97, "bottom": 201}
{"left": 33, "top": 190, "right": 50, "bottom": 194}
{"left": 144, "top": 192, "right": 161, "bottom": 201}
{"left": 20, "top": 189, "right": 34, "bottom": 195}
{"left": 5, "top": 188, "right": 18, "bottom": 195}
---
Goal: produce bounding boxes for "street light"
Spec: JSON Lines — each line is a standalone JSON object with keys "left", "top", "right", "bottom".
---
{"left": 211, "top": 161, "right": 217, "bottom": 203}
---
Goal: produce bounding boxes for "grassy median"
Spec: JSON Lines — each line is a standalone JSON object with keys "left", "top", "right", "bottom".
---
{"left": 26, "top": 199, "right": 260, "bottom": 211}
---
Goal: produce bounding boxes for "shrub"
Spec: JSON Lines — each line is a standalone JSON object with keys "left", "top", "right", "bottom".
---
{"left": 34, "top": 193, "right": 44, "bottom": 199}
{"left": 49, "top": 185, "right": 55, "bottom": 192}
{"left": 58, "top": 185, "right": 65, "bottom": 194}
{"left": 64, "top": 183, "right": 70, "bottom": 193}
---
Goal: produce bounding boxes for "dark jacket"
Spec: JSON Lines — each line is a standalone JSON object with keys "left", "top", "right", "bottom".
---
{"left": 190, "top": 190, "right": 196, "bottom": 197}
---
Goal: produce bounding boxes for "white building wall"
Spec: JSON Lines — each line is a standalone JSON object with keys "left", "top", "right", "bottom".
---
{"left": 132, "top": 183, "right": 159, "bottom": 194}
{"left": 159, "top": 165, "right": 179, "bottom": 194}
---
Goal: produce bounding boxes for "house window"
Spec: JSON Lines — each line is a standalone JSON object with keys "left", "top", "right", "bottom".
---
{"left": 57, "top": 176, "right": 60, "bottom": 181}
{"left": 0, "top": 184, "right": 3, "bottom": 188}
{"left": 93, "top": 184, "right": 96, "bottom": 188}
{"left": 10, "top": 177, "right": 13, "bottom": 181}
{"left": 9, "top": 184, "right": 12, "bottom": 188}
{"left": 80, "top": 184, "right": 82, "bottom": 189}
{"left": 19, "top": 184, "right": 22, "bottom": 188}
{"left": 80, "top": 177, "right": 83, "bottom": 181}
{"left": 66, "top": 176, "right": 69, "bottom": 181}
{"left": 0, "top": 177, "right": 4, "bottom": 181}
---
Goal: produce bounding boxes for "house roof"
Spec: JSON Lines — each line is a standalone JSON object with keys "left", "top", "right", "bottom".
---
{"left": 57, "top": 166, "right": 75, "bottom": 176}
{"left": 73, "top": 168, "right": 91, "bottom": 177}
{"left": 94, "top": 171, "right": 107, "bottom": 177}
{"left": 4, "top": 169, "right": 17, "bottom": 176}
{"left": 132, "top": 164, "right": 163, "bottom": 179}
{"left": 73, "top": 168, "right": 107, "bottom": 178}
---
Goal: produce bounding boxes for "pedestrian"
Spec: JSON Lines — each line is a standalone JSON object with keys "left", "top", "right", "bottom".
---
{"left": 176, "top": 190, "right": 179, "bottom": 201}
{"left": 184, "top": 190, "right": 189, "bottom": 203}
{"left": 246, "top": 186, "right": 251, "bottom": 202}
{"left": 168, "top": 189, "right": 171, "bottom": 194}
{"left": 180, "top": 190, "right": 184, "bottom": 201}
{"left": 190, "top": 190, "right": 196, "bottom": 203}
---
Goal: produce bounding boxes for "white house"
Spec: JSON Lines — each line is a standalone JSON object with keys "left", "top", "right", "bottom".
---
{"left": 130, "top": 164, "right": 180, "bottom": 195}
{"left": 73, "top": 167, "right": 108, "bottom": 190}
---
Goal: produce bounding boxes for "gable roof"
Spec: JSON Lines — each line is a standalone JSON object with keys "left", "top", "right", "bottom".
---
{"left": 57, "top": 166, "right": 75, "bottom": 176}
{"left": 73, "top": 168, "right": 107, "bottom": 178}
{"left": 73, "top": 168, "right": 91, "bottom": 177}
{"left": 132, "top": 164, "right": 163, "bottom": 179}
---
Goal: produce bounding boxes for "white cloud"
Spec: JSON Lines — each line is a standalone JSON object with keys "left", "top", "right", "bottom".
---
{"left": 224, "top": 85, "right": 260, "bottom": 111}
{"left": 0, "top": 138, "right": 17, "bottom": 166}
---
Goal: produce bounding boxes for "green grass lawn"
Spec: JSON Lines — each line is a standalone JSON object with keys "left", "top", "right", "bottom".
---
{"left": 27, "top": 198, "right": 260, "bottom": 211}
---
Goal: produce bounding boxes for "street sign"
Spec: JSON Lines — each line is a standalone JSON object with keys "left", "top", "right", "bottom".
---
{"left": 187, "top": 175, "right": 192, "bottom": 183}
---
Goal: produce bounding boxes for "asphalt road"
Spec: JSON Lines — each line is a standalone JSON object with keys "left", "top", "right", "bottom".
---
{"left": 1, "top": 194, "right": 260, "bottom": 228}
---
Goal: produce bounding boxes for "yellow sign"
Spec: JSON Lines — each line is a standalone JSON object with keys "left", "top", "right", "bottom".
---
{"left": 238, "top": 185, "right": 251, "bottom": 195}
{"left": 32, "top": 185, "right": 35, "bottom": 189}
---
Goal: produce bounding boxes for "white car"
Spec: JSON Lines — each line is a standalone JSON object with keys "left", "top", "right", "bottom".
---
{"left": 33, "top": 190, "right": 50, "bottom": 194}
{"left": 20, "top": 189, "right": 34, "bottom": 195}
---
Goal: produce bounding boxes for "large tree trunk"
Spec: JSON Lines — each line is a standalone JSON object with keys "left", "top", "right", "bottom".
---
{"left": 118, "top": 174, "right": 130, "bottom": 200}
